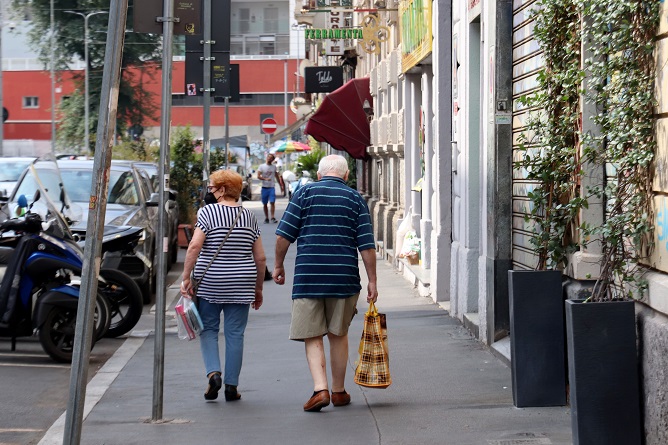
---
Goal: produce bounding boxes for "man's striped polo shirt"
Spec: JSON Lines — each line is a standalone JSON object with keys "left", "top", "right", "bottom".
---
{"left": 276, "top": 176, "right": 376, "bottom": 299}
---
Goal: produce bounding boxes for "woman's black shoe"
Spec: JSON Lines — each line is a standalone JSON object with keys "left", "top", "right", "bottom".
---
{"left": 204, "top": 373, "right": 222, "bottom": 400}
{"left": 224, "top": 384, "right": 241, "bottom": 401}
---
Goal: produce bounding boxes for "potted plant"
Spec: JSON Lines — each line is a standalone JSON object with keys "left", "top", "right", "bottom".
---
{"left": 509, "top": 0, "right": 585, "bottom": 408}
{"left": 564, "top": 1, "right": 659, "bottom": 444}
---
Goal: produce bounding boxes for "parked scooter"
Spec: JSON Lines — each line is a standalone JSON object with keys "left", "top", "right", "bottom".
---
{"left": 0, "top": 164, "right": 144, "bottom": 361}
{"left": 0, "top": 191, "right": 111, "bottom": 362}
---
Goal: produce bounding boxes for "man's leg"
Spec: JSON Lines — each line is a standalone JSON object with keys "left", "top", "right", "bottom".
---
{"left": 263, "top": 204, "right": 269, "bottom": 221}
{"left": 270, "top": 202, "right": 276, "bottom": 220}
{"left": 304, "top": 336, "right": 329, "bottom": 391}
{"left": 261, "top": 188, "right": 270, "bottom": 222}
{"left": 327, "top": 332, "right": 348, "bottom": 393}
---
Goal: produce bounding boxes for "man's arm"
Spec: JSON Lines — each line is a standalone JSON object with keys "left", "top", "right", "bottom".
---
{"left": 273, "top": 235, "right": 292, "bottom": 285}
{"left": 359, "top": 248, "right": 378, "bottom": 303}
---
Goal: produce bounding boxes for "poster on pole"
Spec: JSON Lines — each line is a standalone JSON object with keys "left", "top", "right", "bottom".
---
{"left": 133, "top": 0, "right": 201, "bottom": 35}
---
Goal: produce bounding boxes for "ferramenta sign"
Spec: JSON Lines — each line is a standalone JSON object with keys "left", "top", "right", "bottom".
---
{"left": 305, "top": 28, "right": 364, "bottom": 40}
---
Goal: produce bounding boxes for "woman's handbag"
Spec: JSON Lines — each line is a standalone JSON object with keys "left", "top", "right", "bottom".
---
{"left": 354, "top": 301, "right": 392, "bottom": 388}
{"left": 190, "top": 208, "right": 243, "bottom": 297}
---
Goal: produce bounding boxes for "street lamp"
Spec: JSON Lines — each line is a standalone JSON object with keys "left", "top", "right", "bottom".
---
{"left": 65, "top": 10, "right": 108, "bottom": 153}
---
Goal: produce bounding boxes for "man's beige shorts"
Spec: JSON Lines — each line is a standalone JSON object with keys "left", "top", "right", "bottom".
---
{"left": 289, "top": 294, "right": 359, "bottom": 340}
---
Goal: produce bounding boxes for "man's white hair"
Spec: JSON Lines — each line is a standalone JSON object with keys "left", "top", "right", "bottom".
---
{"left": 317, "top": 155, "right": 349, "bottom": 177}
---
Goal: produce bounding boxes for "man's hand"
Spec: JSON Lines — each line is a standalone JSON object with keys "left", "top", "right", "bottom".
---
{"left": 273, "top": 266, "right": 285, "bottom": 285}
{"left": 367, "top": 281, "right": 378, "bottom": 303}
{"left": 252, "top": 289, "right": 263, "bottom": 310}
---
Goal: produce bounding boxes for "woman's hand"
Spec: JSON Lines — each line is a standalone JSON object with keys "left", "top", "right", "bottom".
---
{"left": 180, "top": 277, "right": 194, "bottom": 299}
{"left": 252, "top": 289, "right": 263, "bottom": 310}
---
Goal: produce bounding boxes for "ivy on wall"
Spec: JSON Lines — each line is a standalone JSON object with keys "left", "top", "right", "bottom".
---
{"left": 582, "top": 0, "right": 660, "bottom": 301}
{"left": 516, "top": 0, "right": 585, "bottom": 271}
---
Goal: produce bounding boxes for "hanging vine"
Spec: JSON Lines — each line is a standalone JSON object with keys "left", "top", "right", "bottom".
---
{"left": 516, "top": 0, "right": 586, "bottom": 270}
{"left": 581, "top": 0, "right": 660, "bottom": 301}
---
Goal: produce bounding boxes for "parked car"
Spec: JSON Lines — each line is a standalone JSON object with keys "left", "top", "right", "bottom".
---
{"left": 0, "top": 157, "right": 37, "bottom": 199}
{"left": 125, "top": 161, "right": 180, "bottom": 264}
{"left": 57, "top": 160, "right": 158, "bottom": 303}
{"left": 221, "top": 163, "right": 253, "bottom": 200}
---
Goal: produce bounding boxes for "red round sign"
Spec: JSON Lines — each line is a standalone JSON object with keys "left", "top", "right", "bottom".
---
{"left": 261, "top": 118, "right": 277, "bottom": 134}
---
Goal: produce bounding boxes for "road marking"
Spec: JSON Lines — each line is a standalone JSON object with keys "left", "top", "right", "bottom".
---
{"left": 0, "top": 352, "right": 51, "bottom": 358}
{"left": 0, "top": 428, "right": 44, "bottom": 433}
{"left": 0, "top": 363, "right": 69, "bottom": 369}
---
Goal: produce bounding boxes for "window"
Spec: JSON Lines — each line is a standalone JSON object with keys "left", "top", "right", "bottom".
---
{"left": 23, "top": 96, "right": 39, "bottom": 108}
{"left": 239, "top": 8, "right": 250, "bottom": 33}
{"left": 264, "top": 8, "right": 279, "bottom": 33}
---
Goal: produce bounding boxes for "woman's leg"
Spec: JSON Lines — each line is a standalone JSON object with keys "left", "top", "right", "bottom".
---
{"left": 221, "top": 303, "right": 250, "bottom": 386}
{"left": 198, "top": 299, "right": 223, "bottom": 376}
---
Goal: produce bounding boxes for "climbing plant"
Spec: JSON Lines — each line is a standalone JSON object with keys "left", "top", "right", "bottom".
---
{"left": 515, "top": 0, "right": 586, "bottom": 270}
{"left": 581, "top": 0, "right": 660, "bottom": 301}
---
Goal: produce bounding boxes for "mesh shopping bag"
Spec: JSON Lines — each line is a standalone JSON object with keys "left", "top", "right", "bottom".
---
{"left": 354, "top": 301, "right": 392, "bottom": 388}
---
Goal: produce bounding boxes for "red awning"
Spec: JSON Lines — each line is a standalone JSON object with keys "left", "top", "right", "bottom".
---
{"left": 305, "top": 77, "right": 372, "bottom": 160}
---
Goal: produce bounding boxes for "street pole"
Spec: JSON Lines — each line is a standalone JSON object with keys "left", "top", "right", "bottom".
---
{"left": 0, "top": 7, "right": 4, "bottom": 157}
{"left": 152, "top": 0, "right": 176, "bottom": 421}
{"left": 65, "top": 10, "right": 108, "bottom": 153}
{"left": 201, "top": 0, "right": 211, "bottom": 197}
{"left": 225, "top": 96, "right": 229, "bottom": 169}
{"left": 50, "top": 0, "right": 56, "bottom": 152}
{"left": 62, "top": 0, "right": 127, "bottom": 442}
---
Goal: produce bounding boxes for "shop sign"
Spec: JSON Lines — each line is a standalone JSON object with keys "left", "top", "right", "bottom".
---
{"left": 400, "top": 0, "right": 433, "bottom": 72}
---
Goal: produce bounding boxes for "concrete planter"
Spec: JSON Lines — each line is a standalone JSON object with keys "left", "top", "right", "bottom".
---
{"left": 508, "top": 270, "right": 567, "bottom": 407}
{"left": 565, "top": 299, "right": 641, "bottom": 445}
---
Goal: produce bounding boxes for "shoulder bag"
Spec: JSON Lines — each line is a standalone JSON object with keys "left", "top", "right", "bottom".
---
{"left": 190, "top": 207, "right": 243, "bottom": 297}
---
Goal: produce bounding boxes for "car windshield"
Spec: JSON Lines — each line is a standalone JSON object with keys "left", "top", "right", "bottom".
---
{"left": 60, "top": 169, "right": 139, "bottom": 205}
{"left": 0, "top": 159, "right": 34, "bottom": 182}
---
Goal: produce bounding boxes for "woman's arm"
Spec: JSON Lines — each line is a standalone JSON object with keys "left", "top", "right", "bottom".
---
{"left": 180, "top": 227, "right": 205, "bottom": 298}
{"left": 251, "top": 236, "right": 267, "bottom": 310}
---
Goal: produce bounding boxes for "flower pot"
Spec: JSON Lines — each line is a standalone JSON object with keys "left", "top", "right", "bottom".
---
{"left": 565, "top": 299, "right": 641, "bottom": 445}
{"left": 508, "top": 270, "right": 567, "bottom": 407}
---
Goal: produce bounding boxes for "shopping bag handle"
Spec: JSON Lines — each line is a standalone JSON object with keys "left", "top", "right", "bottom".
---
{"left": 367, "top": 301, "right": 379, "bottom": 316}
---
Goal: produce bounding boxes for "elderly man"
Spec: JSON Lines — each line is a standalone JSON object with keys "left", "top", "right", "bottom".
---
{"left": 273, "top": 154, "right": 378, "bottom": 412}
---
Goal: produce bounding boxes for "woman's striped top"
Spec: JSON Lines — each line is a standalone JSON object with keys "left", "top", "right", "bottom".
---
{"left": 193, "top": 204, "right": 260, "bottom": 304}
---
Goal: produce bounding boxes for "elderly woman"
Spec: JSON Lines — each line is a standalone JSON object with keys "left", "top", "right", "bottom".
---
{"left": 181, "top": 169, "right": 266, "bottom": 402}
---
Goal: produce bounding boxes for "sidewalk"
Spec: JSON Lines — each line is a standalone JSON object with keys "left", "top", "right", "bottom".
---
{"left": 40, "top": 198, "right": 572, "bottom": 445}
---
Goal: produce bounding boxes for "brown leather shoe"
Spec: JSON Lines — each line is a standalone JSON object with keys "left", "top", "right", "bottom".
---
{"left": 303, "top": 389, "right": 330, "bottom": 412}
{"left": 331, "top": 390, "right": 351, "bottom": 407}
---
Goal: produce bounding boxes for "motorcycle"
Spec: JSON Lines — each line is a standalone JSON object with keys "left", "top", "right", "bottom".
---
{"left": 0, "top": 190, "right": 110, "bottom": 361}
{"left": 0, "top": 162, "right": 144, "bottom": 362}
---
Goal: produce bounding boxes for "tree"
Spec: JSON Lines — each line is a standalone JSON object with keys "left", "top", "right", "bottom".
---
{"left": 15, "top": 0, "right": 162, "bottom": 152}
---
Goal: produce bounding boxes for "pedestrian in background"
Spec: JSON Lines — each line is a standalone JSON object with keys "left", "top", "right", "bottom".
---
{"left": 181, "top": 169, "right": 266, "bottom": 402}
{"left": 273, "top": 154, "right": 378, "bottom": 412}
{"left": 257, "top": 153, "right": 282, "bottom": 223}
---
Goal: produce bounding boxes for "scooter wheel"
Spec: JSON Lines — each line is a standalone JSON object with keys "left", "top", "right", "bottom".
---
{"left": 38, "top": 305, "right": 97, "bottom": 363}
{"left": 99, "top": 269, "right": 143, "bottom": 338}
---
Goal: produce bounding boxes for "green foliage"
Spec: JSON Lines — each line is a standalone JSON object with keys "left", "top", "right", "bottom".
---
{"left": 296, "top": 148, "right": 326, "bottom": 180}
{"left": 111, "top": 140, "right": 158, "bottom": 161}
{"left": 346, "top": 156, "right": 357, "bottom": 190}
{"left": 15, "top": 0, "right": 161, "bottom": 151}
{"left": 580, "top": 0, "right": 660, "bottom": 301}
{"left": 515, "top": 0, "right": 586, "bottom": 270}
{"left": 170, "top": 127, "right": 202, "bottom": 224}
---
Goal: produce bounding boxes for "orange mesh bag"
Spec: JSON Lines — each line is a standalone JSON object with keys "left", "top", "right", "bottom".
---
{"left": 354, "top": 301, "right": 392, "bottom": 388}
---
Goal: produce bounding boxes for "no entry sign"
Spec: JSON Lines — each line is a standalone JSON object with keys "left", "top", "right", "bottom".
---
{"left": 261, "top": 118, "right": 277, "bottom": 134}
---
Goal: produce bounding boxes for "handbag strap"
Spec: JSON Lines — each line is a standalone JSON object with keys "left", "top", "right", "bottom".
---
{"left": 195, "top": 207, "right": 243, "bottom": 282}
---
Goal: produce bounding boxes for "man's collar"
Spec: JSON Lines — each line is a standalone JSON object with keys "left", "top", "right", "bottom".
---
{"left": 321, "top": 176, "right": 346, "bottom": 184}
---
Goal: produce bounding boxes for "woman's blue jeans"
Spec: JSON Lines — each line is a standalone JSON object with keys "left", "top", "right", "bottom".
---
{"left": 198, "top": 299, "right": 250, "bottom": 386}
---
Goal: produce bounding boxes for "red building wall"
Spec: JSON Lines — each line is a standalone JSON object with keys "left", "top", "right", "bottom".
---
{"left": 2, "top": 58, "right": 301, "bottom": 140}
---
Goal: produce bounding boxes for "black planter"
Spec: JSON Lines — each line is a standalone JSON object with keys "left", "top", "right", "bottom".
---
{"left": 508, "top": 270, "right": 566, "bottom": 407}
{"left": 565, "top": 299, "right": 641, "bottom": 445}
